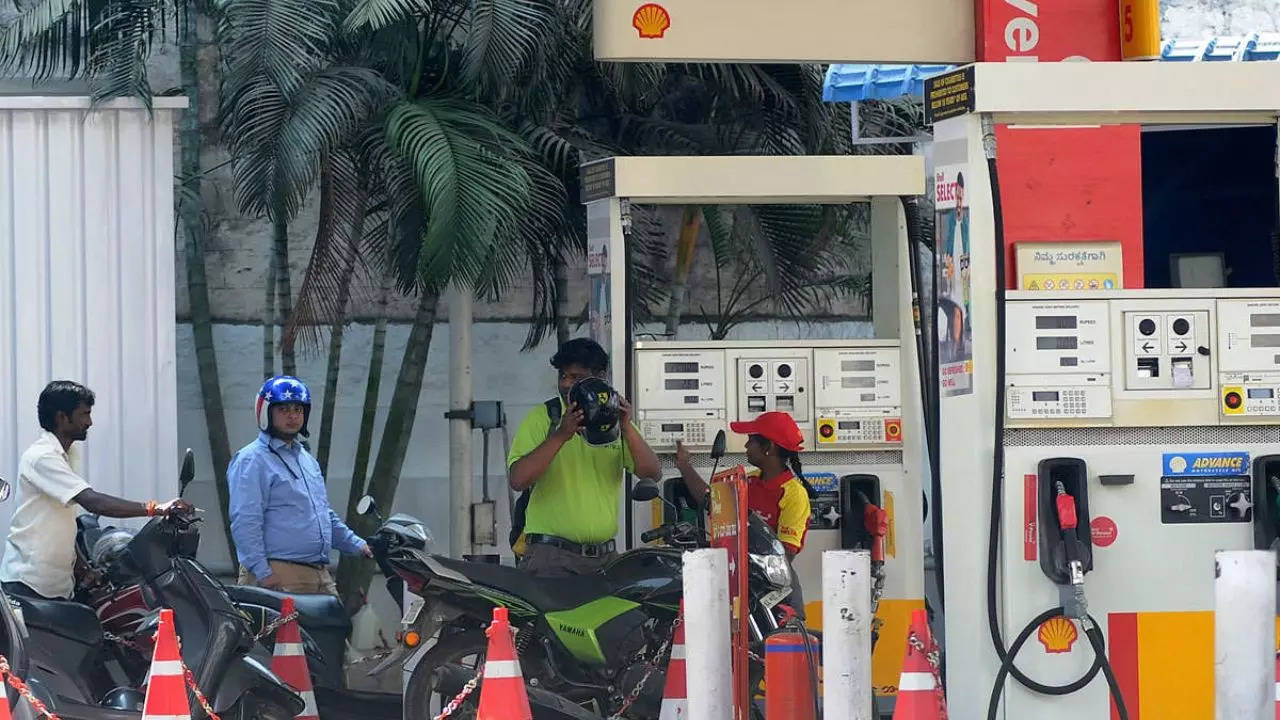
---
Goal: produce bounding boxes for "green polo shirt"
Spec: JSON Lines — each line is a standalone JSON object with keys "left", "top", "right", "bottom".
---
{"left": 506, "top": 398, "right": 636, "bottom": 544}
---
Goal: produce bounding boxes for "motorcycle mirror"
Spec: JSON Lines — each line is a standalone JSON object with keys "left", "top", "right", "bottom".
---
{"left": 630, "top": 479, "right": 661, "bottom": 503}
{"left": 710, "top": 430, "right": 726, "bottom": 460}
{"left": 0, "top": 478, "right": 9, "bottom": 503}
{"left": 356, "top": 495, "right": 377, "bottom": 516}
{"left": 178, "top": 449, "right": 195, "bottom": 496}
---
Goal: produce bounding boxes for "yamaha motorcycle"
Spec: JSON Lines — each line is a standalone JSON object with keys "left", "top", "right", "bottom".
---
{"left": 371, "top": 474, "right": 796, "bottom": 720}
{"left": 9, "top": 452, "right": 304, "bottom": 720}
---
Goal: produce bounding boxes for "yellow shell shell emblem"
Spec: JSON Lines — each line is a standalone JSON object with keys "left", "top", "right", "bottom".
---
{"left": 632, "top": 3, "right": 671, "bottom": 39}
{"left": 1037, "top": 616, "right": 1079, "bottom": 654}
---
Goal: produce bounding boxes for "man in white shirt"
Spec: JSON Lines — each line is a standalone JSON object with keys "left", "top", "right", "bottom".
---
{"left": 0, "top": 381, "right": 189, "bottom": 600}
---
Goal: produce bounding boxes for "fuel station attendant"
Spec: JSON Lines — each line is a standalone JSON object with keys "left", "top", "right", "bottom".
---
{"left": 675, "top": 411, "right": 813, "bottom": 611}
{"left": 507, "top": 338, "right": 662, "bottom": 577}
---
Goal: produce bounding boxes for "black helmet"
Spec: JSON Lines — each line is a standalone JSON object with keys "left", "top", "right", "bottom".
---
{"left": 569, "top": 377, "right": 621, "bottom": 446}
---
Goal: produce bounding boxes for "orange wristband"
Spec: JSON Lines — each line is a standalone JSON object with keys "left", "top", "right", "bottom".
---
{"left": 146, "top": 500, "right": 158, "bottom": 517}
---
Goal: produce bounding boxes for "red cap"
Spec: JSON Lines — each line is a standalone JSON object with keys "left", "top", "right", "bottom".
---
{"left": 730, "top": 411, "right": 804, "bottom": 452}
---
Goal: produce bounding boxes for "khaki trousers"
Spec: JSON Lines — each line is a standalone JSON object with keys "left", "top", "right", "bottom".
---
{"left": 238, "top": 559, "right": 338, "bottom": 595}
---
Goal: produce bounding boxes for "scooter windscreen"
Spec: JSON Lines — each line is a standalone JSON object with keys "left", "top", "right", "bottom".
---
{"left": 745, "top": 512, "right": 787, "bottom": 557}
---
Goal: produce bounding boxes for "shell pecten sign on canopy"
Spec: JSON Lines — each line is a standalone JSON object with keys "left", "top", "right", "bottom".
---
{"left": 632, "top": 3, "right": 671, "bottom": 38}
{"left": 595, "top": 0, "right": 973, "bottom": 64}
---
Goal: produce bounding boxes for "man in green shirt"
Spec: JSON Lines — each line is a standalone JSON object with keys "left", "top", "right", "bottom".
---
{"left": 507, "top": 338, "right": 662, "bottom": 577}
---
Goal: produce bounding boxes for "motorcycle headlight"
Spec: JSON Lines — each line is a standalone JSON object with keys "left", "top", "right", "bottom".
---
{"left": 749, "top": 553, "right": 792, "bottom": 588}
{"left": 406, "top": 523, "right": 432, "bottom": 547}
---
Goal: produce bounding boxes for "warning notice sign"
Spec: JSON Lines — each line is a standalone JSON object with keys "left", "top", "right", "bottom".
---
{"left": 924, "top": 66, "right": 975, "bottom": 124}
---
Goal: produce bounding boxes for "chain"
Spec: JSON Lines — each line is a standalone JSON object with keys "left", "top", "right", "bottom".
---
{"left": 175, "top": 636, "right": 222, "bottom": 720}
{"left": 0, "top": 656, "right": 60, "bottom": 720}
{"left": 104, "top": 630, "right": 148, "bottom": 654}
{"left": 431, "top": 668, "right": 483, "bottom": 720}
{"left": 907, "top": 631, "right": 948, "bottom": 720}
{"left": 607, "top": 614, "right": 682, "bottom": 720}
{"left": 870, "top": 560, "right": 888, "bottom": 637}
{"left": 254, "top": 610, "right": 300, "bottom": 642}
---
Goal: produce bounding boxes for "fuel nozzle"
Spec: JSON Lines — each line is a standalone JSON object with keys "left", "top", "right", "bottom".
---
{"left": 1054, "top": 481, "right": 1088, "bottom": 618}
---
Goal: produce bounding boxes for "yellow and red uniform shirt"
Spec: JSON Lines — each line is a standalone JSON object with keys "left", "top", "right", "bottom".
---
{"left": 746, "top": 469, "right": 811, "bottom": 555}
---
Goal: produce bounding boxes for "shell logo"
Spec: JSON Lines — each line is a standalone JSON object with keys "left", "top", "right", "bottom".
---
{"left": 632, "top": 3, "right": 671, "bottom": 39}
{"left": 1037, "top": 616, "right": 1079, "bottom": 654}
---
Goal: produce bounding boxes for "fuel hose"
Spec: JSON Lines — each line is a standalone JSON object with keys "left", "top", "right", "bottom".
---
{"left": 982, "top": 143, "right": 1130, "bottom": 720}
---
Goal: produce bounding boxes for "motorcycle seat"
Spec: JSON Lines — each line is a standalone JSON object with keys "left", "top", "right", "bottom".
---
{"left": 225, "top": 585, "right": 352, "bottom": 632}
{"left": 10, "top": 594, "right": 102, "bottom": 645}
{"left": 430, "top": 556, "right": 614, "bottom": 613}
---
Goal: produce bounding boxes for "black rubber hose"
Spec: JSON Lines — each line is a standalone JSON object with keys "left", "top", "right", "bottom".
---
{"left": 985, "top": 608, "right": 1129, "bottom": 720}
{"left": 901, "top": 195, "right": 945, "bottom": 616}
{"left": 985, "top": 153, "right": 1098, "bottom": 694}
{"left": 983, "top": 150, "right": 1131, "bottom": 716}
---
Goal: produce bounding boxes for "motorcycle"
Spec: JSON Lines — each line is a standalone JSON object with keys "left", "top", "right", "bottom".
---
{"left": 0, "top": 479, "right": 39, "bottom": 720}
{"left": 75, "top": 464, "right": 591, "bottom": 720}
{"left": 10, "top": 451, "right": 305, "bottom": 720}
{"left": 367, "top": 473, "right": 797, "bottom": 720}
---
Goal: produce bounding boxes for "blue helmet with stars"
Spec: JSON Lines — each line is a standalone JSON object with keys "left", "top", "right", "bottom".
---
{"left": 256, "top": 375, "right": 313, "bottom": 436}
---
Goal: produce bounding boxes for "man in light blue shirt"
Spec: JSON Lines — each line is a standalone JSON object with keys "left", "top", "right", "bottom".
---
{"left": 229, "top": 375, "right": 371, "bottom": 595}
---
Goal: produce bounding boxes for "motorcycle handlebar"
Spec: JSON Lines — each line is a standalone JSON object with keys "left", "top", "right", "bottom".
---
{"left": 641, "top": 527, "right": 667, "bottom": 543}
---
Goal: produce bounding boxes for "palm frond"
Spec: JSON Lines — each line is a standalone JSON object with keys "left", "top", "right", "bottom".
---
{"left": 284, "top": 150, "right": 368, "bottom": 354}
{"left": 343, "top": 0, "right": 429, "bottom": 32}
{"left": 462, "top": 0, "right": 555, "bottom": 93}
{"left": 224, "top": 65, "right": 394, "bottom": 219}
{"left": 218, "top": 0, "right": 337, "bottom": 97}
{"left": 384, "top": 96, "right": 535, "bottom": 288}
{"left": 0, "top": 0, "right": 182, "bottom": 104}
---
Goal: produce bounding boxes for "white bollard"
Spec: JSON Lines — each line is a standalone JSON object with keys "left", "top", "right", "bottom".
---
{"left": 683, "top": 548, "right": 733, "bottom": 720}
{"left": 1214, "top": 550, "right": 1276, "bottom": 720}
{"left": 824, "top": 550, "right": 874, "bottom": 720}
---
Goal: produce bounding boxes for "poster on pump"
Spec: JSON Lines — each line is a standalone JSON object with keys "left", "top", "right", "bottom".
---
{"left": 933, "top": 119, "right": 973, "bottom": 396}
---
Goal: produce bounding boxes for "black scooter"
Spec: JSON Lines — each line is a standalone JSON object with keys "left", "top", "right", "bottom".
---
{"left": 226, "top": 580, "right": 403, "bottom": 720}
{"left": 2, "top": 453, "right": 305, "bottom": 720}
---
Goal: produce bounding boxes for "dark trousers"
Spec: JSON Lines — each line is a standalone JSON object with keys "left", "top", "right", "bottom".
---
{"left": 518, "top": 542, "right": 615, "bottom": 577}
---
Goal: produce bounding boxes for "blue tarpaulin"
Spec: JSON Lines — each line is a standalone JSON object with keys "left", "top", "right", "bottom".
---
{"left": 822, "top": 32, "right": 1280, "bottom": 103}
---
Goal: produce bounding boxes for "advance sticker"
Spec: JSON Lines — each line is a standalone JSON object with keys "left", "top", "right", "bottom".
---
{"left": 1162, "top": 452, "right": 1250, "bottom": 477}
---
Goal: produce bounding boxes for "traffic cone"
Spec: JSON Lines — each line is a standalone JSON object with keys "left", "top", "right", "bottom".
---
{"left": 476, "top": 607, "right": 533, "bottom": 720}
{"left": 270, "top": 597, "right": 319, "bottom": 720}
{"left": 0, "top": 685, "right": 11, "bottom": 720}
{"left": 892, "top": 609, "right": 948, "bottom": 720}
{"left": 142, "top": 608, "right": 191, "bottom": 720}
{"left": 658, "top": 602, "right": 687, "bottom": 719}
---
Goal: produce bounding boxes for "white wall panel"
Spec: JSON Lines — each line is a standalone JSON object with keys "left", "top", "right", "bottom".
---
{"left": 0, "top": 98, "right": 184, "bottom": 541}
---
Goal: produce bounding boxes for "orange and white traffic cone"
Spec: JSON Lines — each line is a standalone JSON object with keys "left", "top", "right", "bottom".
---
{"left": 658, "top": 602, "right": 687, "bottom": 719}
{"left": 142, "top": 608, "right": 191, "bottom": 720}
{"left": 0, "top": 684, "right": 12, "bottom": 720}
{"left": 892, "top": 608, "right": 948, "bottom": 720}
{"left": 476, "top": 607, "right": 532, "bottom": 720}
{"left": 270, "top": 597, "right": 319, "bottom": 720}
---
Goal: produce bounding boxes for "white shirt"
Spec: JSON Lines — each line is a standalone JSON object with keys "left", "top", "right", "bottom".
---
{"left": 0, "top": 432, "right": 91, "bottom": 598}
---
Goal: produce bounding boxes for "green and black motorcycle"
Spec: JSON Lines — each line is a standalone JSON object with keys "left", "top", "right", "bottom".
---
{"left": 366, "top": 475, "right": 800, "bottom": 720}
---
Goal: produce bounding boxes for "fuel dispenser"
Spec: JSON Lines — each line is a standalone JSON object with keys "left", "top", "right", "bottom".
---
{"left": 989, "top": 291, "right": 1280, "bottom": 718}
{"left": 577, "top": 153, "right": 928, "bottom": 713}
{"left": 924, "top": 60, "right": 1280, "bottom": 720}
{"left": 633, "top": 339, "right": 920, "bottom": 699}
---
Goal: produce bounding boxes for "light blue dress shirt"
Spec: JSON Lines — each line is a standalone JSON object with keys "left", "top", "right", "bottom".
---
{"left": 227, "top": 431, "right": 366, "bottom": 580}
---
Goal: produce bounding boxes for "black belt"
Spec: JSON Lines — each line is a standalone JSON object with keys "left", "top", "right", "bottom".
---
{"left": 268, "top": 558, "right": 328, "bottom": 569}
{"left": 524, "top": 534, "right": 616, "bottom": 558}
